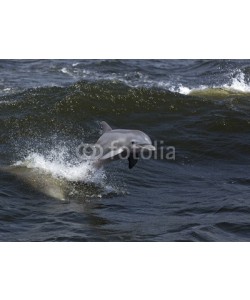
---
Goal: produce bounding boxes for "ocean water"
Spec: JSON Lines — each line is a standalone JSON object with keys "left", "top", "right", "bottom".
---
{"left": 0, "top": 59, "right": 249, "bottom": 241}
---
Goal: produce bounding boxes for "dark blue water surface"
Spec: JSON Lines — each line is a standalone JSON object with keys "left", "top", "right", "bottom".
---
{"left": 0, "top": 59, "right": 250, "bottom": 241}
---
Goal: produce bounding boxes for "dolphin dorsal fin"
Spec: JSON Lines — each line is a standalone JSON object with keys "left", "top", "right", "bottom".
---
{"left": 101, "top": 121, "right": 112, "bottom": 133}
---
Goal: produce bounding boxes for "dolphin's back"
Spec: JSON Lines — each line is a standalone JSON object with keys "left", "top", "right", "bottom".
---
{"left": 96, "top": 131, "right": 128, "bottom": 152}
{"left": 95, "top": 129, "right": 150, "bottom": 151}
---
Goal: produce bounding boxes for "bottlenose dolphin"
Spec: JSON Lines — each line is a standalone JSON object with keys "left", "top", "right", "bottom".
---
{"left": 93, "top": 121, "right": 156, "bottom": 169}
{"left": 0, "top": 165, "right": 68, "bottom": 200}
{"left": 0, "top": 122, "right": 155, "bottom": 201}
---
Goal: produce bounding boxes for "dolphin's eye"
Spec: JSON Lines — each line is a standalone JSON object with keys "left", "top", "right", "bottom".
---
{"left": 131, "top": 141, "right": 135, "bottom": 145}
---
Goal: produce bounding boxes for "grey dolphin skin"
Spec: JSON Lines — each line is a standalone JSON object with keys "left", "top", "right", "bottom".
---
{"left": 93, "top": 121, "right": 156, "bottom": 169}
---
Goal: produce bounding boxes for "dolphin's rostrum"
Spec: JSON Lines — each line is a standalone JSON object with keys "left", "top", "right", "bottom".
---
{"left": 93, "top": 121, "right": 156, "bottom": 169}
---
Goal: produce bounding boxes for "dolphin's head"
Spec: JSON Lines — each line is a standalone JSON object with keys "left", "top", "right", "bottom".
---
{"left": 129, "top": 130, "right": 156, "bottom": 153}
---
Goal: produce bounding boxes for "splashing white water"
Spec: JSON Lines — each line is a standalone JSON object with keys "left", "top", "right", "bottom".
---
{"left": 10, "top": 137, "right": 128, "bottom": 200}
{"left": 223, "top": 71, "right": 250, "bottom": 92}
{"left": 14, "top": 152, "right": 92, "bottom": 181}
{"left": 13, "top": 145, "right": 104, "bottom": 183}
{"left": 11, "top": 148, "right": 125, "bottom": 200}
{"left": 58, "top": 63, "right": 250, "bottom": 95}
{"left": 169, "top": 84, "right": 193, "bottom": 95}
{"left": 173, "top": 70, "right": 250, "bottom": 95}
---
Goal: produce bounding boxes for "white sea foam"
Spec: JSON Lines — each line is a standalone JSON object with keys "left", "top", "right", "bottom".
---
{"left": 178, "top": 86, "right": 192, "bottom": 95}
{"left": 0, "top": 87, "right": 18, "bottom": 96}
{"left": 13, "top": 145, "right": 102, "bottom": 183}
{"left": 3, "top": 88, "right": 11, "bottom": 92}
{"left": 13, "top": 146, "right": 125, "bottom": 199}
{"left": 57, "top": 65, "right": 201, "bottom": 95}
{"left": 169, "top": 84, "right": 193, "bottom": 95}
{"left": 167, "top": 71, "right": 250, "bottom": 95}
{"left": 16, "top": 153, "right": 91, "bottom": 181}
{"left": 61, "top": 67, "right": 72, "bottom": 75}
{"left": 223, "top": 70, "right": 250, "bottom": 92}
{"left": 58, "top": 65, "right": 250, "bottom": 96}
